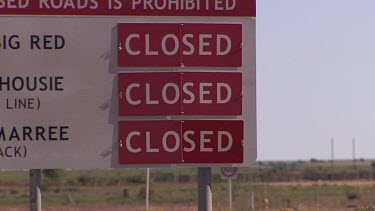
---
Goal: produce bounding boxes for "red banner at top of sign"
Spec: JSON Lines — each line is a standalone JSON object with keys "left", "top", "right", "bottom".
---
{"left": 0, "top": 0, "right": 255, "bottom": 17}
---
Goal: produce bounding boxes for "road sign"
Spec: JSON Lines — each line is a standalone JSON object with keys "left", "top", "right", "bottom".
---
{"left": 221, "top": 167, "right": 238, "bottom": 180}
{"left": 119, "top": 120, "right": 243, "bottom": 164}
{"left": 0, "top": 3, "right": 256, "bottom": 169}
{"left": 116, "top": 19, "right": 256, "bottom": 167}
{"left": 118, "top": 23, "right": 242, "bottom": 67}
{"left": 118, "top": 72, "right": 242, "bottom": 116}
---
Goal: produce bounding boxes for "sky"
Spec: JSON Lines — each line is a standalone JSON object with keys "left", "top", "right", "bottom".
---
{"left": 256, "top": 0, "right": 375, "bottom": 161}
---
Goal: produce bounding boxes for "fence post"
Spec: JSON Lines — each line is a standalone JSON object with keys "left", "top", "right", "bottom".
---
{"left": 146, "top": 168, "right": 150, "bottom": 210}
{"left": 228, "top": 179, "right": 232, "bottom": 209}
{"left": 250, "top": 192, "right": 254, "bottom": 210}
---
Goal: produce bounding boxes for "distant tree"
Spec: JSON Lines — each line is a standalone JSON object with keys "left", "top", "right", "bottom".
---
{"left": 302, "top": 167, "right": 321, "bottom": 181}
{"left": 310, "top": 158, "right": 320, "bottom": 163}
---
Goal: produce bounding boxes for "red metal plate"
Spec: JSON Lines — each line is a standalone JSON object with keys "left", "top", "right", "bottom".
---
{"left": 118, "top": 72, "right": 182, "bottom": 116}
{"left": 118, "top": 23, "right": 242, "bottom": 67}
{"left": 182, "top": 120, "right": 243, "bottom": 163}
{"left": 118, "top": 72, "right": 242, "bottom": 116}
{"left": 119, "top": 121, "right": 183, "bottom": 165}
{"left": 181, "top": 72, "right": 242, "bottom": 115}
{"left": 118, "top": 23, "right": 181, "bottom": 67}
{"left": 118, "top": 120, "right": 243, "bottom": 165}
{"left": 181, "top": 24, "right": 242, "bottom": 67}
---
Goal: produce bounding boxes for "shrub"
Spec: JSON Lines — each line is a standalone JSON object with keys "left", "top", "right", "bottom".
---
{"left": 126, "top": 175, "right": 145, "bottom": 184}
{"left": 211, "top": 173, "right": 221, "bottom": 183}
{"left": 153, "top": 172, "right": 174, "bottom": 182}
{"left": 122, "top": 188, "right": 129, "bottom": 198}
{"left": 355, "top": 205, "right": 375, "bottom": 211}
{"left": 310, "top": 158, "right": 321, "bottom": 163}
{"left": 137, "top": 187, "right": 153, "bottom": 200}
{"left": 346, "top": 192, "right": 360, "bottom": 200}
{"left": 177, "top": 174, "right": 191, "bottom": 183}
{"left": 77, "top": 176, "right": 95, "bottom": 185}
{"left": 9, "top": 189, "right": 18, "bottom": 195}
{"left": 302, "top": 168, "right": 322, "bottom": 181}
{"left": 295, "top": 204, "right": 316, "bottom": 211}
{"left": 43, "top": 169, "right": 63, "bottom": 180}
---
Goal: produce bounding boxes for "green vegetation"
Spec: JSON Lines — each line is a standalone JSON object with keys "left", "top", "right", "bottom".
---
{"left": 0, "top": 160, "right": 374, "bottom": 210}
{"left": 356, "top": 205, "right": 375, "bottom": 211}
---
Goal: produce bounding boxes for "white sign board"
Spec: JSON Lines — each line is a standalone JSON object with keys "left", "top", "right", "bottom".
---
{"left": 0, "top": 16, "right": 256, "bottom": 169}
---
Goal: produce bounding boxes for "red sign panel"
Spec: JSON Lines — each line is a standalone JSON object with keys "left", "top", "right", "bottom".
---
{"left": 182, "top": 120, "right": 243, "bottom": 164}
{"left": 118, "top": 23, "right": 242, "bottom": 67}
{"left": 118, "top": 72, "right": 242, "bottom": 116}
{"left": 118, "top": 120, "right": 243, "bottom": 165}
{"left": 0, "top": 1, "right": 255, "bottom": 17}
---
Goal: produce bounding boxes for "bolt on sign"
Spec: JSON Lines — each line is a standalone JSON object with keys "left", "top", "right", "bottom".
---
{"left": 0, "top": 0, "right": 255, "bottom": 169}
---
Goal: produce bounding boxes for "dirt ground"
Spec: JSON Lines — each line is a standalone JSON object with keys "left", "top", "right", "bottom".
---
{"left": 0, "top": 204, "right": 198, "bottom": 211}
{"left": 1, "top": 180, "right": 370, "bottom": 211}
{"left": 0, "top": 205, "right": 357, "bottom": 211}
{"left": 266, "top": 179, "right": 375, "bottom": 186}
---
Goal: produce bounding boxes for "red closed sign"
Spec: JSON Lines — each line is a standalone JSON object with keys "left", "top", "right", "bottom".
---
{"left": 118, "top": 23, "right": 242, "bottom": 67}
{"left": 118, "top": 120, "right": 243, "bottom": 165}
{"left": 118, "top": 72, "right": 242, "bottom": 116}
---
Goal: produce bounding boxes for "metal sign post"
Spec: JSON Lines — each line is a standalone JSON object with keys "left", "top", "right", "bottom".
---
{"left": 221, "top": 167, "right": 237, "bottom": 209}
{"left": 198, "top": 167, "right": 212, "bottom": 211}
{"left": 228, "top": 178, "right": 233, "bottom": 209}
{"left": 146, "top": 168, "right": 150, "bottom": 210}
{"left": 30, "top": 169, "right": 42, "bottom": 211}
